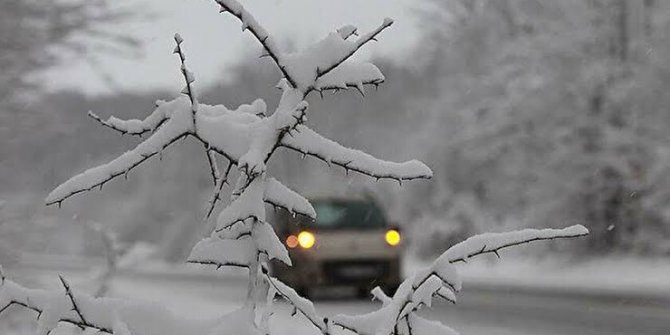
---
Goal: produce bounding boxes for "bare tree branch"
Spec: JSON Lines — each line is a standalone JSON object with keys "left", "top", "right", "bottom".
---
{"left": 58, "top": 275, "right": 87, "bottom": 329}
{"left": 214, "top": 0, "right": 298, "bottom": 88}
{"left": 205, "top": 148, "right": 221, "bottom": 186}
{"left": 205, "top": 160, "right": 234, "bottom": 219}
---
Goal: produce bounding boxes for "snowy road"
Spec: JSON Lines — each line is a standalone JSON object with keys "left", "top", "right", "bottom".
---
{"left": 8, "top": 266, "right": 668, "bottom": 335}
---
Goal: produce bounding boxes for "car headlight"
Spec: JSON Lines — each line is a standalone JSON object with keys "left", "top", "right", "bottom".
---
{"left": 385, "top": 229, "right": 401, "bottom": 246}
{"left": 286, "top": 235, "right": 299, "bottom": 249}
{"left": 297, "top": 231, "right": 316, "bottom": 249}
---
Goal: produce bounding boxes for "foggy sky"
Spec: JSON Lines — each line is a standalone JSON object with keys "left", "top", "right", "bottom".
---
{"left": 40, "top": 0, "right": 420, "bottom": 96}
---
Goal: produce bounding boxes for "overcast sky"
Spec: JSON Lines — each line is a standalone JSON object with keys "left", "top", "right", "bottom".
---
{"left": 41, "top": 0, "right": 422, "bottom": 96}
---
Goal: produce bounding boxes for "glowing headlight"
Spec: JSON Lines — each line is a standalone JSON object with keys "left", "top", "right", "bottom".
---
{"left": 297, "top": 231, "right": 316, "bottom": 249}
{"left": 385, "top": 229, "right": 401, "bottom": 246}
{"left": 286, "top": 235, "right": 299, "bottom": 249}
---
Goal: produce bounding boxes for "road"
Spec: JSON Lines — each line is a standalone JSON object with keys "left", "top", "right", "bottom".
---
{"left": 6, "top": 266, "right": 670, "bottom": 335}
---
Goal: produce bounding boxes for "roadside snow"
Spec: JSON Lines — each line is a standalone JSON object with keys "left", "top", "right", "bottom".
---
{"left": 404, "top": 255, "right": 670, "bottom": 300}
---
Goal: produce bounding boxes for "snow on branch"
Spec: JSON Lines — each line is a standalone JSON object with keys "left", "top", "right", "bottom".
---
{"left": 281, "top": 125, "right": 433, "bottom": 182}
{"left": 0, "top": 276, "right": 239, "bottom": 335}
{"left": 314, "top": 62, "right": 385, "bottom": 96}
{"left": 237, "top": 100, "right": 308, "bottom": 177}
{"left": 0, "top": 277, "right": 114, "bottom": 334}
{"left": 443, "top": 225, "right": 589, "bottom": 264}
{"left": 262, "top": 271, "right": 328, "bottom": 334}
{"left": 333, "top": 225, "right": 589, "bottom": 335}
{"left": 213, "top": 0, "right": 391, "bottom": 93}
{"left": 215, "top": 176, "right": 265, "bottom": 231}
{"left": 46, "top": 98, "right": 194, "bottom": 206}
{"left": 187, "top": 237, "right": 256, "bottom": 269}
{"left": 310, "top": 18, "right": 393, "bottom": 87}
{"left": 214, "top": 0, "right": 298, "bottom": 88}
{"left": 253, "top": 221, "right": 291, "bottom": 265}
{"left": 282, "top": 18, "right": 393, "bottom": 92}
{"left": 87, "top": 101, "right": 170, "bottom": 136}
{"left": 264, "top": 177, "right": 316, "bottom": 219}
{"left": 173, "top": 33, "right": 199, "bottom": 117}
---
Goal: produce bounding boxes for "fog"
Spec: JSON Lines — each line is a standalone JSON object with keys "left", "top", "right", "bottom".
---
{"left": 3, "top": 0, "right": 670, "bottom": 262}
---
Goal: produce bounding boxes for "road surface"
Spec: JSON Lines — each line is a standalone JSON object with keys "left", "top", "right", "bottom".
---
{"left": 5, "top": 266, "right": 670, "bottom": 335}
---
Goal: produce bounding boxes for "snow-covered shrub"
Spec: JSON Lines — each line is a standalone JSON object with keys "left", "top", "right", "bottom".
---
{"left": 0, "top": 1, "right": 589, "bottom": 334}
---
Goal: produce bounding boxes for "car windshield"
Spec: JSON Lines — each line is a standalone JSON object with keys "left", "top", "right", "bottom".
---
{"left": 308, "top": 201, "right": 386, "bottom": 229}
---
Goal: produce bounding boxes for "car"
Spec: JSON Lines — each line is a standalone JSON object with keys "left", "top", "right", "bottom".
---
{"left": 270, "top": 197, "right": 402, "bottom": 298}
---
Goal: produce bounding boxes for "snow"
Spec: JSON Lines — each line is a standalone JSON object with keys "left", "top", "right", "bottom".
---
{"left": 253, "top": 221, "right": 291, "bottom": 265}
{"left": 282, "top": 124, "right": 433, "bottom": 181}
{"left": 442, "top": 225, "right": 589, "bottom": 263}
{"left": 264, "top": 178, "right": 316, "bottom": 219}
{"left": 266, "top": 276, "right": 327, "bottom": 332}
{"left": 280, "top": 18, "right": 393, "bottom": 90}
{"left": 215, "top": 176, "right": 265, "bottom": 231}
{"left": 0, "top": 277, "right": 222, "bottom": 335}
{"left": 409, "top": 315, "right": 459, "bottom": 335}
{"left": 87, "top": 104, "right": 168, "bottom": 135}
{"left": 336, "top": 25, "right": 358, "bottom": 40}
{"left": 36, "top": 3, "right": 593, "bottom": 335}
{"left": 330, "top": 226, "right": 590, "bottom": 335}
{"left": 46, "top": 97, "right": 194, "bottom": 205}
{"left": 452, "top": 256, "right": 670, "bottom": 301}
{"left": 314, "top": 61, "right": 384, "bottom": 92}
{"left": 187, "top": 237, "right": 255, "bottom": 268}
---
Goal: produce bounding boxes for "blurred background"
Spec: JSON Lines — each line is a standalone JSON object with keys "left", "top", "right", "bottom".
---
{"left": 3, "top": 1, "right": 670, "bottom": 334}
{"left": 3, "top": 0, "right": 670, "bottom": 268}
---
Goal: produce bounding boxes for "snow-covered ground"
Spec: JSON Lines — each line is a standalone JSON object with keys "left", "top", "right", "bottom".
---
{"left": 3, "top": 254, "right": 669, "bottom": 335}
{"left": 428, "top": 255, "right": 670, "bottom": 301}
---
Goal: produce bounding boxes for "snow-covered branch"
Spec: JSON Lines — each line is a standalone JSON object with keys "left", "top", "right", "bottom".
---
{"left": 87, "top": 103, "right": 169, "bottom": 137}
{"left": 262, "top": 270, "right": 329, "bottom": 334}
{"left": 281, "top": 125, "right": 433, "bottom": 182}
{"left": 213, "top": 0, "right": 391, "bottom": 94}
{"left": 46, "top": 98, "right": 194, "bottom": 206}
{"left": 214, "top": 176, "right": 266, "bottom": 231}
{"left": 237, "top": 100, "right": 308, "bottom": 177}
{"left": 443, "top": 225, "right": 589, "bottom": 264}
{"left": 281, "top": 18, "right": 392, "bottom": 92}
{"left": 314, "top": 62, "right": 385, "bottom": 96}
{"left": 264, "top": 177, "right": 316, "bottom": 219}
{"left": 333, "top": 225, "right": 589, "bottom": 335}
{"left": 214, "top": 0, "right": 298, "bottom": 88}
{"left": 187, "top": 237, "right": 256, "bottom": 269}
{"left": 0, "top": 275, "right": 249, "bottom": 335}
{"left": 312, "top": 18, "right": 393, "bottom": 84}
{"left": 0, "top": 277, "right": 115, "bottom": 334}
{"left": 173, "top": 33, "right": 199, "bottom": 117}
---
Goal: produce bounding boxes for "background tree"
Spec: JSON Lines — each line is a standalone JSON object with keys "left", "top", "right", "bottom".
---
{"left": 0, "top": 0, "right": 137, "bottom": 267}
{"left": 406, "top": 0, "right": 670, "bottom": 255}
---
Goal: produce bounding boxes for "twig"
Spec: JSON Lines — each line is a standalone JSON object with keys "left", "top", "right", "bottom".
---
{"left": 214, "top": 0, "right": 298, "bottom": 88}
